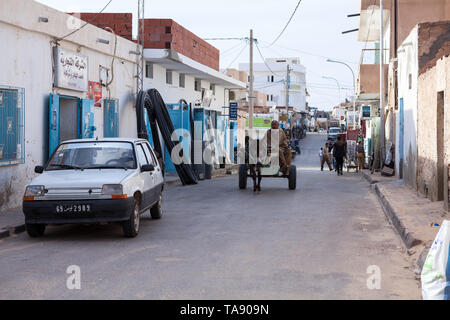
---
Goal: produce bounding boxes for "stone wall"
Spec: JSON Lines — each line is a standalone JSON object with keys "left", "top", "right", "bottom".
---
{"left": 417, "top": 55, "right": 450, "bottom": 200}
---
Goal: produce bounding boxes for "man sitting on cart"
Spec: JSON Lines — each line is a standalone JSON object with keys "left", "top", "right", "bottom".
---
{"left": 263, "top": 120, "right": 292, "bottom": 176}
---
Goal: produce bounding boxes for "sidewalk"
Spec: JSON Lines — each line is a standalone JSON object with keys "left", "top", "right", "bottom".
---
{"left": 0, "top": 165, "right": 238, "bottom": 240}
{"left": 0, "top": 207, "right": 25, "bottom": 239}
{"left": 362, "top": 170, "right": 448, "bottom": 270}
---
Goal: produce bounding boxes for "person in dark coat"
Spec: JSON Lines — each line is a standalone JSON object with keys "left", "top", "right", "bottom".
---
{"left": 332, "top": 136, "right": 346, "bottom": 176}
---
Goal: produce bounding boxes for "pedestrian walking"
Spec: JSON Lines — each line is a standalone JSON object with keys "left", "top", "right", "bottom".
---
{"left": 356, "top": 140, "right": 365, "bottom": 172}
{"left": 321, "top": 143, "right": 333, "bottom": 171}
{"left": 328, "top": 139, "right": 336, "bottom": 170}
{"left": 332, "top": 136, "right": 346, "bottom": 176}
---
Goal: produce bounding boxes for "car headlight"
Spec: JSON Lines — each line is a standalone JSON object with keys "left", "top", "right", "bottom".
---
{"left": 24, "top": 185, "right": 45, "bottom": 197}
{"left": 101, "top": 184, "right": 123, "bottom": 195}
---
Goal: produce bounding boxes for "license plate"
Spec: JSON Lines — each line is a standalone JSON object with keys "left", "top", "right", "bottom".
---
{"left": 55, "top": 204, "right": 91, "bottom": 213}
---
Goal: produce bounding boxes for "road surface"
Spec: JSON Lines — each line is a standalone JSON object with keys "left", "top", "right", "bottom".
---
{"left": 0, "top": 133, "right": 420, "bottom": 299}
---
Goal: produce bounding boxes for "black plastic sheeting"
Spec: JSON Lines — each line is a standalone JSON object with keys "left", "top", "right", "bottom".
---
{"left": 136, "top": 89, "right": 198, "bottom": 185}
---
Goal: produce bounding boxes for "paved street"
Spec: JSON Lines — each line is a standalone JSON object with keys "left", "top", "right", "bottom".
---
{"left": 0, "top": 133, "right": 420, "bottom": 299}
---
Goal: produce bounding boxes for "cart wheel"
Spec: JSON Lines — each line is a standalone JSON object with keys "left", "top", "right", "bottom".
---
{"left": 288, "top": 165, "right": 297, "bottom": 190}
{"left": 239, "top": 164, "right": 247, "bottom": 189}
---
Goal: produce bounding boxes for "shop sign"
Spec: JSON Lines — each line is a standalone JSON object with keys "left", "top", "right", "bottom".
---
{"left": 53, "top": 47, "right": 88, "bottom": 92}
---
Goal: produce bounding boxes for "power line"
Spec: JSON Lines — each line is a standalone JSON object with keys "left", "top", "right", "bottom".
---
{"left": 57, "top": 0, "right": 113, "bottom": 41}
{"left": 259, "top": 39, "right": 359, "bottom": 65}
{"left": 204, "top": 37, "right": 246, "bottom": 41}
{"left": 220, "top": 40, "right": 246, "bottom": 56}
{"left": 265, "top": 0, "right": 303, "bottom": 48}
{"left": 223, "top": 42, "right": 248, "bottom": 71}
{"left": 255, "top": 41, "right": 284, "bottom": 76}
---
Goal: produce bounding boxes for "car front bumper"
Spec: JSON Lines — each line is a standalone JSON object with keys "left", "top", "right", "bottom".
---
{"left": 23, "top": 198, "right": 134, "bottom": 224}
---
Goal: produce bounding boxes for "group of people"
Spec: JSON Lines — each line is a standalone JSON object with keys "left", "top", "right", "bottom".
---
{"left": 319, "top": 138, "right": 365, "bottom": 176}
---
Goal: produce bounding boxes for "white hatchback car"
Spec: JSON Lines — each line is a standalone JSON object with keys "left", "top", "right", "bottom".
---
{"left": 23, "top": 138, "right": 164, "bottom": 238}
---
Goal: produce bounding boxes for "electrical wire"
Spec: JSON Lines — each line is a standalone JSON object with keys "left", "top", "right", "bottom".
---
{"left": 203, "top": 37, "right": 246, "bottom": 41}
{"left": 56, "top": 0, "right": 113, "bottom": 41}
{"left": 259, "top": 39, "right": 359, "bottom": 66}
{"left": 223, "top": 42, "right": 248, "bottom": 71}
{"left": 220, "top": 40, "right": 247, "bottom": 56}
{"left": 265, "top": 0, "right": 303, "bottom": 48}
{"left": 255, "top": 41, "right": 284, "bottom": 76}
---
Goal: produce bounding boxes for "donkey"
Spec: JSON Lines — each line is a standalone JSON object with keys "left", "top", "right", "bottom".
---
{"left": 245, "top": 136, "right": 265, "bottom": 193}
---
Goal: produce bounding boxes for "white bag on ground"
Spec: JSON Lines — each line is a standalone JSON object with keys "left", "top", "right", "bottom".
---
{"left": 421, "top": 220, "right": 450, "bottom": 300}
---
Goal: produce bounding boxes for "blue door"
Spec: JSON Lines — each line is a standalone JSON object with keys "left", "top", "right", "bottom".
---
{"left": 164, "top": 104, "right": 191, "bottom": 174}
{"left": 103, "top": 99, "right": 118, "bottom": 137}
{"left": 144, "top": 108, "right": 154, "bottom": 147}
{"left": 79, "top": 99, "right": 95, "bottom": 139}
{"left": 48, "top": 93, "right": 60, "bottom": 157}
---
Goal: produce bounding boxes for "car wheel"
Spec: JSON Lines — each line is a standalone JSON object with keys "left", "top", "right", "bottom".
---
{"left": 26, "top": 223, "right": 46, "bottom": 237}
{"left": 150, "top": 193, "right": 163, "bottom": 219}
{"left": 288, "top": 165, "right": 297, "bottom": 190}
{"left": 239, "top": 164, "right": 247, "bottom": 189}
{"left": 122, "top": 199, "right": 140, "bottom": 238}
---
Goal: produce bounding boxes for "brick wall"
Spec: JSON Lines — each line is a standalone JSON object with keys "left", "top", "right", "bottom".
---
{"left": 140, "top": 19, "right": 220, "bottom": 71}
{"left": 67, "top": 13, "right": 133, "bottom": 41}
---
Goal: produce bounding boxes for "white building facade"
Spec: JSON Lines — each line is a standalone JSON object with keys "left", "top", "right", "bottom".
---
{"left": 239, "top": 57, "right": 307, "bottom": 112}
{"left": 143, "top": 49, "right": 245, "bottom": 112}
{"left": 0, "top": 0, "right": 140, "bottom": 212}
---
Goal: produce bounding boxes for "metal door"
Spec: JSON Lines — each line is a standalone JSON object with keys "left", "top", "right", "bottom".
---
{"left": 48, "top": 93, "right": 60, "bottom": 157}
{"left": 104, "top": 99, "right": 118, "bottom": 137}
{"left": 144, "top": 108, "right": 154, "bottom": 147}
{"left": 80, "top": 99, "right": 95, "bottom": 139}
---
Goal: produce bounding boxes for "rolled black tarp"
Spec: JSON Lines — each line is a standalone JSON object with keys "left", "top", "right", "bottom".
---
{"left": 135, "top": 89, "right": 197, "bottom": 185}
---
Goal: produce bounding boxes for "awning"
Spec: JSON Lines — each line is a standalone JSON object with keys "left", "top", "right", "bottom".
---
{"left": 143, "top": 49, "right": 247, "bottom": 89}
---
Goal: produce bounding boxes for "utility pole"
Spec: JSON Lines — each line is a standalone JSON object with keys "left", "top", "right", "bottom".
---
{"left": 380, "top": 0, "right": 385, "bottom": 168}
{"left": 248, "top": 29, "right": 254, "bottom": 130}
{"left": 136, "top": 0, "right": 144, "bottom": 96}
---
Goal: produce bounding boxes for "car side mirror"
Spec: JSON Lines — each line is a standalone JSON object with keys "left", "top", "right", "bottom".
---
{"left": 141, "top": 164, "right": 155, "bottom": 172}
{"left": 35, "top": 166, "right": 44, "bottom": 174}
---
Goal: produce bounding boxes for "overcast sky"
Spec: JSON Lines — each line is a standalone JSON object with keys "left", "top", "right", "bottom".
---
{"left": 36, "top": 0, "right": 368, "bottom": 111}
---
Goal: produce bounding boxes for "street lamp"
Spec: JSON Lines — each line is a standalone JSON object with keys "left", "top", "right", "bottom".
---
{"left": 326, "top": 59, "right": 356, "bottom": 129}
{"left": 322, "top": 76, "right": 341, "bottom": 103}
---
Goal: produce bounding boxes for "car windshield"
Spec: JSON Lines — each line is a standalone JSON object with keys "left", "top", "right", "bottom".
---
{"left": 329, "top": 128, "right": 340, "bottom": 134}
{"left": 47, "top": 142, "right": 136, "bottom": 170}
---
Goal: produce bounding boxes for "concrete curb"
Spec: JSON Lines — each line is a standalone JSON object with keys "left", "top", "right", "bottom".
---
{"left": 0, "top": 223, "right": 26, "bottom": 240}
{"left": 164, "top": 166, "right": 238, "bottom": 188}
{"left": 374, "top": 183, "right": 422, "bottom": 249}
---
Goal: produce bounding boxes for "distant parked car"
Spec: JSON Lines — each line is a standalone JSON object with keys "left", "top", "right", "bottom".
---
{"left": 327, "top": 127, "right": 341, "bottom": 142}
{"left": 23, "top": 138, "right": 164, "bottom": 238}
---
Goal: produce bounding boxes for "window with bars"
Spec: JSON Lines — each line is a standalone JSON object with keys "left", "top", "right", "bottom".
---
{"left": 166, "top": 70, "right": 172, "bottom": 85}
{"left": 145, "top": 62, "right": 153, "bottom": 79}
{"left": 0, "top": 86, "right": 25, "bottom": 166}
{"left": 194, "top": 79, "right": 201, "bottom": 92}
{"left": 179, "top": 74, "right": 185, "bottom": 88}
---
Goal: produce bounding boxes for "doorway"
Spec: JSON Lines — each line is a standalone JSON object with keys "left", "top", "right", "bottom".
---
{"left": 437, "top": 91, "right": 444, "bottom": 201}
{"left": 59, "top": 97, "right": 78, "bottom": 143}
{"left": 48, "top": 94, "right": 95, "bottom": 158}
